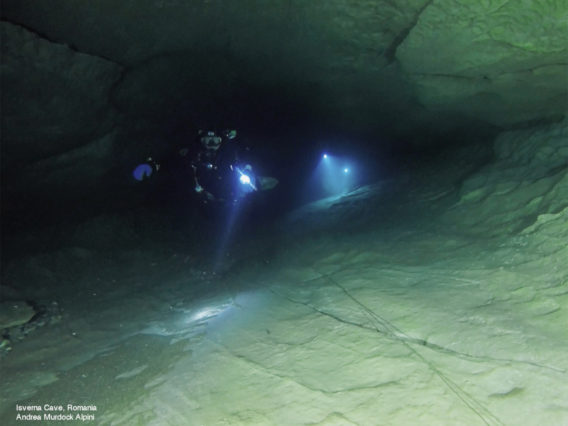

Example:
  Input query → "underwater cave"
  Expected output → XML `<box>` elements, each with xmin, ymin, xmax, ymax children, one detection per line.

<box><xmin>1</xmin><ymin>1</ymin><xmax>567</xmax><ymax>424</ymax></box>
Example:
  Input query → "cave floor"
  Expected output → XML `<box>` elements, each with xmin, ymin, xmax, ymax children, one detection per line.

<box><xmin>1</xmin><ymin>185</ymin><xmax>567</xmax><ymax>426</ymax></box>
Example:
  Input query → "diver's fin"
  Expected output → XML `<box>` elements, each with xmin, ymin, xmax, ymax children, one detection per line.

<box><xmin>258</xmin><ymin>176</ymin><xmax>279</xmax><ymax>191</ymax></box>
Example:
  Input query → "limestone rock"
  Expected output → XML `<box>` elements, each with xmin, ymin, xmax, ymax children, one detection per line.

<box><xmin>0</xmin><ymin>21</ymin><xmax>122</xmax><ymax>165</ymax></box>
<box><xmin>3</xmin><ymin>0</ymin><xmax>566</xmax><ymax>132</ymax></box>
<box><xmin>397</xmin><ymin>0</ymin><xmax>568</xmax><ymax>126</ymax></box>
<box><xmin>0</xmin><ymin>301</ymin><xmax>35</xmax><ymax>329</ymax></box>
<box><xmin>447</xmin><ymin>119</ymin><xmax>568</xmax><ymax>235</ymax></box>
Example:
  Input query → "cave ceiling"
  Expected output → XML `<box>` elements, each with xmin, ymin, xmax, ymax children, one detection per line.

<box><xmin>1</xmin><ymin>0</ymin><xmax>567</xmax><ymax>166</ymax></box>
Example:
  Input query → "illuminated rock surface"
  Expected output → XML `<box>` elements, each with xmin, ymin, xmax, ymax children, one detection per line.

<box><xmin>1</xmin><ymin>120</ymin><xmax>567</xmax><ymax>425</ymax></box>
<box><xmin>0</xmin><ymin>302</ymin><xmax>35</xmax><ymax>330</ymax></box>
<box><xmin>0</xmin><ymin>1</ymin><xmax>567</xmax><ymax>424</ymax></box>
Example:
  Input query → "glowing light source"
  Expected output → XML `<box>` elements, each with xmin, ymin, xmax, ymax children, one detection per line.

<box><xmin>307</xmin><ymin>151</ymin><xmax>359</xmax><ymax>201</ymax></box>
<box><xmin>235</xmin><ymin>167</ymin><xmax>257</xmax><ymax>191</ymax></box>
<box><xmin>240</xmin><ymin>174</ymin><xmax>251</xmax><ymax>185</ymax></box>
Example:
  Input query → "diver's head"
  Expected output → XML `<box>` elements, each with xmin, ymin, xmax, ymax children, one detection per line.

<box><xmin>199</xmin><ymin>130</ymin><xmax>222</xmax><ymax>151</ymax></box>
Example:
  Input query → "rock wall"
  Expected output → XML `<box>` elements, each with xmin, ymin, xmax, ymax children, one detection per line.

<box><xmin>0</xmin><ymin>22</ymin><xmax>122</xmax><ymax>166</ymax></box>
<box><xmin>397</xmin><ymin>0</ymin><xmax>568</xmax><ymax>126</ymax></box>
<box><xmin>446</xmin><ymin>118</ymin><xmax>568</xmax><ymax>236</ymax></box>
<box><xmin>3</xmin><ymin>0</ymin><xmax>566</xmax><ymax>134</ymax></box>
<box><xmin>1</xmin><ymin>1</ymin><xmax>567</xmax><ymax>236</ymax></box>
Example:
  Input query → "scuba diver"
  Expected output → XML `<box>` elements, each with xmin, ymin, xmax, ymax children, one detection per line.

<box><xmin>133</xmin><ymin>128</ymin><xmax>278</xmax><ymax>205</ymax></box>
<box><xmin>188</xmin><ymin>129</ymin><xmax>279</xmax><ymax>205</ymax></box>
<box><xmin>189</xmin><ymin>129</ymin><xmax>251</xmax><ymax>203</ymax></box>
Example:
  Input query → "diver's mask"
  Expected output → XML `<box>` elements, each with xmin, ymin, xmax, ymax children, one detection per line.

<box><xmin>201</xmin><ymin>132</ymin><xmax>222</xmax><ymax>150</ymax></box>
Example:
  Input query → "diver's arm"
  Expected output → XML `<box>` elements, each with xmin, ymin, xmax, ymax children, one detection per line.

<box><xmin>192</xmin><ymin>164</ymin><xmax>203</xmax><ymax>193</ymax></box>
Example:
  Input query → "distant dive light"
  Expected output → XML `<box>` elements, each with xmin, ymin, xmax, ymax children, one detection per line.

<box><xmin>344</xmin><ymin>168</ymin><xmax>349</xmax><ymax>173</ymax></box>
<box><xmin>323</xmin><ymin>153</ymin><xmax>328</xmax><ymax>159</ymax></box>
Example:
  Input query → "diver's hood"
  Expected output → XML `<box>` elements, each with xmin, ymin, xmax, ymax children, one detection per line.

<box><xmin>201</xmin><ymin>134</ymin><xmax>222</xmax><ymax>150</ymax></box>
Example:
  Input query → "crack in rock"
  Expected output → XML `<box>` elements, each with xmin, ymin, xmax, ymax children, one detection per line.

<box><xmin>273</xmin><ymin>288</ymin><xmax>564</xmax><ymax>373</ymax></box>
<box><xmin>1</xmin><ymin>18</ymin><xmax>124</xmax><ymax>67</ymax></box>
<box><xmin>384</xmin><ymin>0</ymin><xmax>434</xmax><ymax>64</ymax></box>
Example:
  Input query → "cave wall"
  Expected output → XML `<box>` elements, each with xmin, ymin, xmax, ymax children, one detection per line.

<box><xmin>398</xmin><ymin>0</ymin><xmax>568</xmax><ymax>126</ymax></box>
<box><xmin>1</xmin><ymin>22</ymin><xmax>121</xmax><ymax>166</ymax></box>
<box><xmin>3</xmin><ymin>0</ymin><xmax>566</xmax><ymax>136</ymax></box>
<box><xmin>1</xmin><ymin>0</ymin><xmax>567</xmax><ymax>232</ymax></box>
